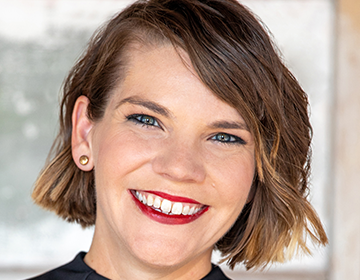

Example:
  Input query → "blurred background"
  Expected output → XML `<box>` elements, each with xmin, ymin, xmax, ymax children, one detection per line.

<box><xmin>0</xmin><ymin>0</ymin><xmax>359</xmax><ymax>279</ymax></box>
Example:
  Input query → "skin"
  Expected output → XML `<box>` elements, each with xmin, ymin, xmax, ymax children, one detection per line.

<box><xmin>71</xmin><ymin>44</ymin><xmax>256</xmax><ymax>280</ymax></box>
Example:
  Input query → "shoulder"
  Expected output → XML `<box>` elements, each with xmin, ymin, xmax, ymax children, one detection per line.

<box><xmin>27</xmin><ymin>252</ymin><xmax>108</xmax><ymax>280</ymax></box>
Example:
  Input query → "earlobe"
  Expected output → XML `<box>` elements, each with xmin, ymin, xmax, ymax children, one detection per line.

<box><xmin>71</xmin><ymin>96</ymin><xmax>94</xmax><ymax>171</ymax></box>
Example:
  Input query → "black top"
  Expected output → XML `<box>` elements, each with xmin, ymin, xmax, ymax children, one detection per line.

<box><xmin>28</xmin><ymin>252</ymin><xmax>231</xmax><ymax>280</ymax></box>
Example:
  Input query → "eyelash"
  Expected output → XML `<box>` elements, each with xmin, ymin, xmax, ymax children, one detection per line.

<box><xmin>126</xmin><ymin>114</ymin><xmax>161</xmax><ymax>128</ymax></box>
<box><xmin>210</xmin><ymin>133</ymin><xmax>246</xmax><ymax>145</ymax></box>
<box><xmin>126</xmin><ymin>114</ymin><xmax>246</xmax><ymax>145</ymax></box>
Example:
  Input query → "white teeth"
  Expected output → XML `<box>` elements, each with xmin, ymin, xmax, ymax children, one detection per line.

<box><xmin>153</xmin><ymin>197</ymin><xmax>161</xmax><ymax>209</ymax></box>
<box><xmin>134</xmin><ymin>191</ymin><xmax>203</xmax><ymax>216</ymax></box>
<box><xmin>182</xmin><ymin>205</ymin><xmax>190</xmax><ymax>215</ymax></box>
<box><xmin>147</xmin><ymin>195</ymin><xmax>154</xmax><ymax>206</ymax></box>
<box><xmin>160</xmin><ymin>199</ymin><xmax>172</xmax><ymax>213</ymax></box>
<box><xmin>171</xmin><ymin>202</ymin><xmax>183</xmax><ymax>215</ymax></box>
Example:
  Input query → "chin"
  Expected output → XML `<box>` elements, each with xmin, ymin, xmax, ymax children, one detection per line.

<box><xmin>130</xmin><ymin>236</ymin><xmax>204</xmax><ymax>269</ymax></box>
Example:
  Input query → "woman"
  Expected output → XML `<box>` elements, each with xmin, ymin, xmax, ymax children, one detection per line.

<box><xmin>30</xmin><ymin>0</ymin><xmax>328</xmax><ymax>279</ymax></box>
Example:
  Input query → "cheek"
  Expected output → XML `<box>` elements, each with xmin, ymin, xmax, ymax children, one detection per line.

<box><xmin>92</xmin><ymin>130</ymin><xmax>158</xmax><ymax>211</ymax></box>
<box><xmin>209</xmin><ymin>152</ymin><xmax>255</xmax><ymax>206</ymax></box>
<box><xmin>95</xmin><ymin>130</ymin><xmax>154</xmax><ymax>174</ymax></box>
<box><xmin>205</xmin><ymin>154</ymin><xmax>255</xmax><ymax>241</ymax></box>
<box><xmin>91</xmin><ymin>133</ymin><xmax>151</xmax><ymax>206</ymax></box>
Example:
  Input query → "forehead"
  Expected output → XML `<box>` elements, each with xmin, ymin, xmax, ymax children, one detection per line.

<box><xmin>114</xmin><ymin>43</ymin><xmax>198</xmax><ymax>100</ymax></box>
<box><xmin>126</xmin><ymin>42</ymin><xmax>194</xmax><ymax>79</ymax></box>
<box><xmin>109</xmin><ymin>43</ymin><xmax>245</xmax><ymax>122</ymax></box>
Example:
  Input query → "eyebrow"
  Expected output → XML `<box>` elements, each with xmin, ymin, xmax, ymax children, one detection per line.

<box><xmin>117</xmin><ymin>96</ymin><xmax>249</xmax><ymax>131</ymax></box>
<box><xmin>116</xmin><ymin>96</ymin><xmax>171</xmax><ymax>117</ymax></box>
<box><xmin>209</xmin><ymin>120</ymin><xmax>249</xmax><ymax>132</ymax></box>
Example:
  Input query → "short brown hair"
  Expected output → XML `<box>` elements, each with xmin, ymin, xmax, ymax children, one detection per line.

<box><xmin>32</xmin><ymin>0</ymin><xmax>328</xmax><ymax>270</ymax></box>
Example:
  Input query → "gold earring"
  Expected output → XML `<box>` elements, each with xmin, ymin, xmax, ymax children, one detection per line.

<box><xmin>79</xmin><ymin>155</ymin><xmax>89</xmax><ymax>165</ymax></box>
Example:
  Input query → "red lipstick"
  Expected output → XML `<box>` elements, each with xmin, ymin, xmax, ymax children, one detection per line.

<box><xmin>130</xmin><ymin>190</ymin><xmax>208</xmax><ymax>225</ymax></box>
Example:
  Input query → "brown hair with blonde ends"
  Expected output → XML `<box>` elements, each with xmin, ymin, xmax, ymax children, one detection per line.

<box><xmin>32</xmin><ymin>0</ymin><xmax>328</xmax><ymax>270</ymax></box>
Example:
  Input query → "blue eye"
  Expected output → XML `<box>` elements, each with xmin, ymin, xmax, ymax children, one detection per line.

<box><xmin>127</xmin><ymin>114</ymin><xmax>160</xmax><ymax>127</ymax></box>
<box><xmin>211</xmin><ymin>133</ymin><xmax>245</xmax><ymax>145</ymax></box>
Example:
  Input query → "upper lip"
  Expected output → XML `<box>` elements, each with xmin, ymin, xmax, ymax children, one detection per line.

<box><xmin>137</xmin><ymin>190</ymin><xmax>202</xmax><ymax>204</ymax></box>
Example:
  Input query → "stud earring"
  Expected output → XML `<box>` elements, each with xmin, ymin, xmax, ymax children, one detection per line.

<box><xmin>79</xmin><ymin>155</ymin><xmax>89</xmax><ymax>165</ymax></box>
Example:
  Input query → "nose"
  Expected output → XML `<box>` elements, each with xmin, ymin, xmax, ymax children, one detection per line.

<box><xmin>152</xmin><ymin>138</ymin><xmax>206</xmax><ymax>184</ymax></box>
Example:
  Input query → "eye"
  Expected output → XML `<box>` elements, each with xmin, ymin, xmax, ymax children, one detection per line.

<box><xmin>127</xmin><ymin>114</ymin><xmax>161</xmax><ymax>128</ymax></box>
<box><xmin>211</xmin><ymin>133</ymin><xmax>246</xmax><ymax>145</ymax></box>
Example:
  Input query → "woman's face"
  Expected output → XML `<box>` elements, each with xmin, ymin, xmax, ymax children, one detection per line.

<box><xmin>80</xmin><ymin>44</ymin><xmax>255</xmax><ymax>275</ymax></box>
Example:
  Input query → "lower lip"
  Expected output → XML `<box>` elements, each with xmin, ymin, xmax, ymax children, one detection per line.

<box><xmin>130</xmin><ymin>191</ymin><xmax>208</xmax><ymax>225</ymax></box>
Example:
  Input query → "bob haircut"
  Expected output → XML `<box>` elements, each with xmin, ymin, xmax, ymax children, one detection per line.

<box><xmin>33</xmin><ymin>0</ymin><xmax>328</xmax><ymax>270</ymax></box>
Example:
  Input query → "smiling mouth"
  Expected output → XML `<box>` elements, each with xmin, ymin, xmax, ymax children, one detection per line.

<box><xmin>130</xmin><ymin>190</ymin><xmax>208</xmax><ymax>224</ymax></box>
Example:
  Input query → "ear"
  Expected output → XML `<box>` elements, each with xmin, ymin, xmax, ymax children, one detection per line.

<box><xmin>71</xmin><ymin>95</ymin><xmax>94</xmax><ymax>171</ymax></box>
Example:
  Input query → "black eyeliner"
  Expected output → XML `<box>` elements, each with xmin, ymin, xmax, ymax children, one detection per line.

<box><xmin>126</xmin><ymin>113</ymin><xmax>162</xmax><ymax>129</ymax></box>
<box><xmin>210</xmin><ymin>133</ymin><xmax>247</xmax><ymax>145</ymax></box>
